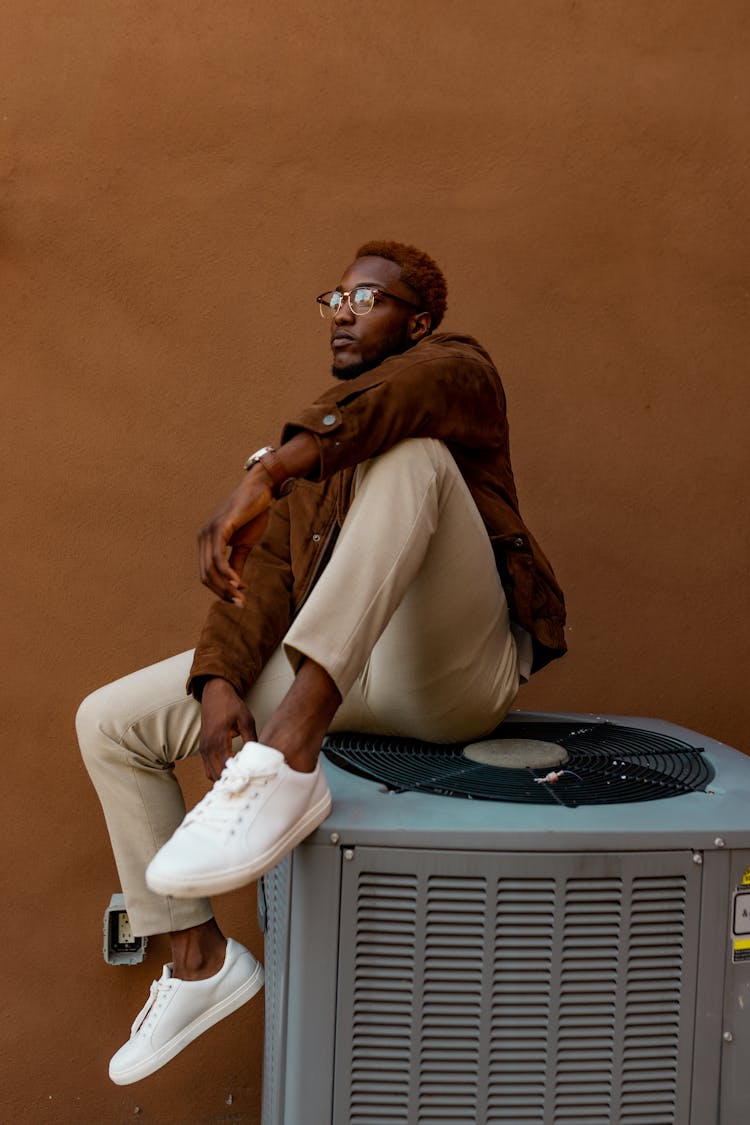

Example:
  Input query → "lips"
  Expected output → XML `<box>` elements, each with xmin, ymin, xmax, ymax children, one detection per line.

<box><xmin>331</xmin><ymin>331</ymin><xmax>356</xmax><ymax>349</ymax></box>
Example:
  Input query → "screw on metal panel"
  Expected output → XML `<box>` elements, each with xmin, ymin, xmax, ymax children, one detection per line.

<box><xmin>343</xmin><ymin>848</ymin><xmax>354</xmax><ymax>861</ymax></box>
<box><xmin>330</xmin><ymin>832</ymin><xmax>340</xmax><ymax>844</ymax></box>
<box><xmin>714</xmin><ymin>837</ymin><xmax>726</xmax><ymax>848</ymax></box>
<box><xmin>723</xmin><ymin>1031</ymin><xmax>734</xmax><ymax>1043</ymax></box>
<box><xmin>692</xmin><ymin>852</ymin><xmax>703</xmax><ymax>864</ymax></box>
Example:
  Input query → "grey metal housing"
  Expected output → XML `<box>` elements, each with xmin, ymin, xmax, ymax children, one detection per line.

<box><xmin>260</xmin><ymin>712</ymin><xmax>750</xmax><ymax>1125</ymax></box>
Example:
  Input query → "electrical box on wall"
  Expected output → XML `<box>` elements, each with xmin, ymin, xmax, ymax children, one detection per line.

<box><xmin>103</xmin><ymin>893</ymin><xmax>147</xmax><ymax>965</ymax></box>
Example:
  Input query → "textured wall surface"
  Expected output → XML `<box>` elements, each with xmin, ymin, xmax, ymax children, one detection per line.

<box><xmin>2</xmin><ymin>2</ymin><xmax>749</xmax><ymax>1121</ymax></box>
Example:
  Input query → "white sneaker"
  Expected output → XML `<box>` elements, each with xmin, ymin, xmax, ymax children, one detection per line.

<box><xmin>108</xmin><ymin>938</ymin><xmax>263</xmax><ymax>1085</ymax></box>
<box><xmin>145</xmin><ymin>742</ymin><xmax>332</xmax><ymax>898</ymax></box>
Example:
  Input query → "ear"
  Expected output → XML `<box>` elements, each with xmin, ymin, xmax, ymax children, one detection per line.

<box><xmin>409</xmin><ymin>311</ymin><xmax>432</xmax><ymax>341</ymax></box>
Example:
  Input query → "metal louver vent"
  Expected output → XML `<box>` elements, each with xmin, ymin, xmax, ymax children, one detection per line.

<box><xmin>620</xmin><ymin>877</ymin><xmax>686</xmax><ymax>1122</ymax></box>
<box><xmin>419</xmin><ymin>876</ymin><xmax>487</xmax><ymax>1123</ymax></box>
<box><xmin>334</xmin><ymin>850</ymin><xmax>698</xmax><ymax>1125</ymax></box>
<box><xmin>349</xmin><ymin>874</ymin><xmax>418</xmax><ymax>1124</ymax></box>
<box><xmin>491</xmin><ymin>878</ymin><xmax>556</xmax><ymax>1119</ymax></box>
<box><xmin>323</xmin><ymin>721</ymin><xmax>714</xmax><ymax>805</ymax></box>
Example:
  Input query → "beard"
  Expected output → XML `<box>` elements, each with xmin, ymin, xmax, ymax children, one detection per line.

<box><xmin>331</xmin><ymin>358</ymin><xmax>377</xmax><ymax>381</ymax></box>
<box><xmin>330</xmin><ymin>330</ymin><xmax>415</xmax><ymax>381</ymax></box>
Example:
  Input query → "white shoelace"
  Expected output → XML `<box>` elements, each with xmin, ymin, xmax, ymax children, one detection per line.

<box><xmin>182</xmin><ymin>754</ymin><xmax>279</xmax><ymax>830</ymax></box>
<box><xmin>130</xmin><ymin>976</ymin><xmax>172</xmax><ymax>1039</ymax></box>
<box><xmin>216</xmin><ymin>753</ymin><xmax>278</xmax><ymax>795</ymax></box>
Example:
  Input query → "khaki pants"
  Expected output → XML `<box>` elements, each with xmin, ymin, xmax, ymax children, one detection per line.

<box><xmin>78</xmin><ymin>439</ymin><xmax>519</xmax><ymax>935</ymax></box>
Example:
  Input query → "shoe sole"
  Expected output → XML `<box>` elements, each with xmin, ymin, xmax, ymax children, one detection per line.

<box><xmin>109</xmin><ymin>958</ymin><xmax>264</xmax><ymax>1085</ymax></box>
<box><xmin>147</xmin><ymin>789</ymin><xmax>332</xmax><ymax>898</ymax></box>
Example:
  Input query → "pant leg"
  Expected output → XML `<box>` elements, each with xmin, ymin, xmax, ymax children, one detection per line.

<box><xmin>77</xmin><ymin>646</ymin><xmax>297</xmax><ymax>937</ymax></box>
<box><xmin>77</xmin><ymin>652</ymin><xmax>212</xmax><ymax>936</ymax></box>
<box><xmin>285</xmin><ymin>438</ymin><xmax>519</xmax><ymax>742</ymax></box>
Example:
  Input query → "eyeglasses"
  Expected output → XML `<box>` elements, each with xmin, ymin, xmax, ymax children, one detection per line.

<box><xmin>316</xmin><ymin>286</ymin><xmax>421</xmax><ymax>318</ymax></box>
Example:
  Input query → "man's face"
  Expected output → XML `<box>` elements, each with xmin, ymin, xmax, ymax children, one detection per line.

<box><xmin>329</xmin><ymin>256</ymin><xmax>426</xmax><ymax>380</ymax></box>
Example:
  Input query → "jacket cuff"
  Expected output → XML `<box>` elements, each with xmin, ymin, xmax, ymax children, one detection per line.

<box><xmin>186</xmin><ymin>651</ymin><xmax>259</xmax><ymax>701</ymax></box>
<box><xmin>281</xmin><ymin>407</ymin><xmax>345</xmax><ymax>479</ymax></box>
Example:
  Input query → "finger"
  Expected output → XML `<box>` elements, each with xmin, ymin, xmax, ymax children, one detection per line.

<box><xmin>199</xmin><ymin>494</ymin><xmax>270</xmax><ymax>598</ymax></box>
<box><xmin>237</xmin><ymin>711</ymin><xmax>255</xmax><ymax>745</ymax></box>
<box><xmin>199</xmin><ymin>524</ymin><xmax>223</xmax><ymax>589</ymax></box>
<box><xmin>200</xmin><ymin>527</ymin><xmax>243</xmax><ymax>601</ymax></box>
<box><xmin>199</xmin><ymin>746</ymin><xmax>217</xmax><ymax>782</ymax></box>
<box><xmin>205</xmin><ymin>746</ymin><xmax>231</xmax><ymax>782</ymax></box>
<box><xmin>228</xmin><ymin>544</ymin><xmax>250</xmax><ymax>579</ymax></box>
<box><xmin>224</xmin><ymin>514</ymin><xmax>271</xmax><ymax>601</ymax></box>
<box><xmin>199</xmin><ymin>733</ymin><xmax>227</xmax><ymax>781</ymax></box>
<box><xmin>214</xmin><ymin>749</ymin><xmax>232</xmax><ymax>780</ymax></box>
<box><xmin>208</xmin><ymin>526</ymin><xmax>238</xmax><ymax>587</ymax></box>
<box><xmin>227</xmin><ymin>511</ymin><xmax>268</xmax><ymax>575</ymax></box>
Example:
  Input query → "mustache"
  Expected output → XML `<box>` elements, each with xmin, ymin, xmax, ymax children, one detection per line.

<box><xmin>331</xmin><ymin>329</ymin><xmax>356</xmax><ymax>342</ymax></box>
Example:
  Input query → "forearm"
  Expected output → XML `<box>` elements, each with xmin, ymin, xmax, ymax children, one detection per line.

<box><xmin>263</xmin><ymin>431</ymin><xmax>320</xmax><ymax>489</ymax></box>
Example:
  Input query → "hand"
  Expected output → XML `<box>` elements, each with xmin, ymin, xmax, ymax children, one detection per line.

<box><xmin>198</xmin><ymin>466</ymin><xmax>273</xmax><ymax>605</ymax></box>
<box><xmin>197</xmin><ymin>433</ymin><xmax>321</xmax><ymax>604</ymax></box>
<box><xmin>199</xmin><ymin>678</ymin><xmax>257</xmax><ymax>782</ymax></box>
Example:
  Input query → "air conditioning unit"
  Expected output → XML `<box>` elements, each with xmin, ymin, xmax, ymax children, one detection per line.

<box><xmin>258</xmin><ymin>711</ymin><xmax>750</xmax><ymax>1125</ymax></box>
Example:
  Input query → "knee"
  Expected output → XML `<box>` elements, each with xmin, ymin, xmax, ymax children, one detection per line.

<box><xmin>357</xmin><ymin>438</ymin><xmax>453</xmax><ymax>488</ymax></box>
<box><xmin>381</xmin><ymin>437</ymin><xmax>449</xmax><ymax>468</ymax></box>
<box><xmin>76</xmin><ymin>684</ymin><xmax>118</xmax><ymax>766</ymax></box>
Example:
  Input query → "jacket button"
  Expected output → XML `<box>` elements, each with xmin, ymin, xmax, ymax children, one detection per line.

<box><xmin>312</xmin><ymin>534</ymin><xmax>321</xmax><ymax>542</ymax></box>
<box><xmin>322</xmin><ymin>414</ymin><xmax>337</xmax><ymax>426</ymax></box>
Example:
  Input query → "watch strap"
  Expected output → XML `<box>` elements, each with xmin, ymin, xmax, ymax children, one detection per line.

<box><xmin>255</xmin><ymin>448</ymin><xmax>293</xmax><ymax>498</ymax></box>
<box><xmin>244</xmin><ymin>445</ymin><xmax>274</xmax><ymax>472</ymax></box>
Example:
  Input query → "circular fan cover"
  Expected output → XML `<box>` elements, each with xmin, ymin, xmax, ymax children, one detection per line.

<box><xmin>322</xmin><ymin>721</ymin><xmax>714</xmax><ymax>806</ymax></box>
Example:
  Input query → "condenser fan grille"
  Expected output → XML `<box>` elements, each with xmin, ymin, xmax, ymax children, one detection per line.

<box><xmin>322</xmin><ymin>721</ymin><xmax>714</xmax><ymax>806</ymax></box>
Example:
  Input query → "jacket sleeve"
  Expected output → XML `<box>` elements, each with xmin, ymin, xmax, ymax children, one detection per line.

<box><xmin>280</xmin><ymin>335</ymin><xmax>508</xmax><ymax>478</ymax></box>
<box><xmin>187</xmin><ymin>496</ymin><xmax>294</xmax><ymax>700</ymax></box>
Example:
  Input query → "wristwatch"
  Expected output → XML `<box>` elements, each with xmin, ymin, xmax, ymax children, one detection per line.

<box><xmin>244</xmin><ymin>445</ymin><xmax>293</xmax><ymax>497</ymax></box>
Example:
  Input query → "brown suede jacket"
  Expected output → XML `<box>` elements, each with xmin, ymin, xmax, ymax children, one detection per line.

<box><xmin>188</xmin><ymin>332</ymin><xmax>566</xmax><ymax>699</ymax></box>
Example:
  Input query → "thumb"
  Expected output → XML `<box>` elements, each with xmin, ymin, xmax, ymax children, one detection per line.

<box><xmin>228</xmin><ymin>510</ymin><xmax>270</xmax><ymax>564</ymax></box>
<box><xmin>228</xmin><ymin>543</ymin><xmax>251</xmax><ymax>578</ymax></box>
<box><xmin>237</xmin><ymin>707</ymin><xmax>256</xmax><ymax>746</ymax></box>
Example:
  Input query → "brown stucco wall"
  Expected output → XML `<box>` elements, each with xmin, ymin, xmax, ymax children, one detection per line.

<box><xmin>3</xmin><ymin>3</ymin><xmax>748</xmax><ymax>1121</ymax></box>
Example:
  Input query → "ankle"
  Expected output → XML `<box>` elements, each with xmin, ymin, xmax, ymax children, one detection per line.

<box><xmin>170</xmin><ymin>919</ymin><xmax>227</xmax><ymax>981</ymax></box>
<box><xmin>257</xmin><ymin>658</ymin><xmax>340</xmax><ymax>773</ymax></box>
<box><xmin>256</xmin><ymin>719</ymin><xmax>322</xmax><ymax>774</ymax></box>
<box><xmin>282</xmin><ymin>747</ymin><xmax>320</xmax><ymax>774</ymax></box>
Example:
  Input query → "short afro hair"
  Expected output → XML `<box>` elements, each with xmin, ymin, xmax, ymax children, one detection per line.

<box><xmin>355</xmin><ymin>239</ymin><xmax>448</xmax><ymax>330</ymax></box>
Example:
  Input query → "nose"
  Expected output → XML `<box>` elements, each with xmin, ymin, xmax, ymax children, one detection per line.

<box><xmin>332</xmin><ymin>295</ymin><xmax>355</xmax><ymax>326</ymax></box>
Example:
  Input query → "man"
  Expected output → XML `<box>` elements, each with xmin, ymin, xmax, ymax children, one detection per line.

<box><xmin>78</xmin><ymin>240</ymin><xmax>566</xmax><ymax>1085</ymax></box>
